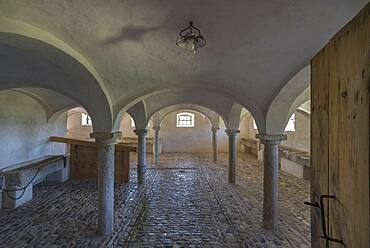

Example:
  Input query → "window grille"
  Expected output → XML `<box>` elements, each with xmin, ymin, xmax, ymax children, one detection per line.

<box><xmin>176</xmin><ymin>112</ymin><xmax>195</xmax><ymax>127</ymax></box>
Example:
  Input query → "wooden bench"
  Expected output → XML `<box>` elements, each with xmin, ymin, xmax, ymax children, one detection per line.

<box><xmin>278</xmin><ymin>146</ymin><xmax>310</xmax><ymax>180</ymax></box>
<box><xmin>0</xmin><ymin>155</ymin><xmax>69</xmax><ymax>209</ymax></box>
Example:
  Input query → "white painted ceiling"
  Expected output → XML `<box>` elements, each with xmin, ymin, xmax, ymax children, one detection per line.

<box><xmin>12</xmin><ymin>87</ymin><xmax>78</xmax><ymax>119</ymax></box>
<box><xmin>0</xmin><ymin>1</ymin><xmax>367</xmax><ymax>130</ymax></box>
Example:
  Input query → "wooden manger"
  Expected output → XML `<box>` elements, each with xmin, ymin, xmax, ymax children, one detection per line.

<box><xmin>50</xmin><ymin>137</ymin><xmax>137</xmax><ymax>183</ymax></box>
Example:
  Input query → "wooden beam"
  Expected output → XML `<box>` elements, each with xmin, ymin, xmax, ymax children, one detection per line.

<box><xmin>49</xmin><ymin>136</ymin><xmax>137</xmax><ymax>152</ymax></box>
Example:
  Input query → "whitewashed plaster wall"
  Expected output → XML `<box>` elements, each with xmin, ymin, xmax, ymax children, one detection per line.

<box><xmin>239</xmin><ymin>114</ymin><xmax>255</xmax><ymax>141</ymax></box>
<box><xmin>66</xmin><ymin>107</ymin><xmax>309</xmax><ymax>153</ymax></box>
<box><xmin>66</xmin><ymin>108</ymin><xmax>247</xmax><ymax>153</ymax></box>
<box><xmin>119</xmin><ymin>114</ymin><xmax>155</xmax><ymax>138</ymax></box>
<box><xmin>0</xmin><ymin>90</ymin><xmax>67</xmax><ymax>169</ymax></box>
<box><xmin>160</xmin><ymin>111</ymin><xmax>229</xmax><ymax>153</ymax></box>
<box><xmin>281</xmin><ymin>111</ymin><xmax>310</xmax><ymax>151</ymax></box>
<box><xmin>66</xmin><ymin>108</ymin><xmax>92</xmax><ymax>139</ymax></box>
<box><xmin>66</xmin><ymin>110</ymin><xmax>155</xmax><ymax>139</ymax></box>
<box><xmin>241</xmin><ymin>110</ymin><xmax>310</xmax><ymax>152</ymax></box>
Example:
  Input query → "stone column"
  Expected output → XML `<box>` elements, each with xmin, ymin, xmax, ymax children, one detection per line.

<box><xmin>226</xmin><ymin>129</ymin><xmax>240</xmax><ymax>184</ymax></box>
<box><xmin>211</xmin><ymin>127</ymin><xmax>219</xmax><ymax>163</ymax></box>
<box><xmin>134</xmin><ymin>129</ymin><xmax>148</xmax><ymax>184</ymax></box>
<box><xmin>153</xmin><ymin>127</ymin><xmax>160</xmax><ymax>165</ymax></box>
<box><xmin>90</xmin><ymin>132</ymin><xmax>121</xmax><ymax>236</ymax></box>
<box><xmin>0</xmin><ymin>175</ymin><xmax>4</xmax><ymax>209</ymax></box>
<box><xmin>256</xmin><ymin>134</ymin><xmax>286</xmax><ymax>231</ymax></box>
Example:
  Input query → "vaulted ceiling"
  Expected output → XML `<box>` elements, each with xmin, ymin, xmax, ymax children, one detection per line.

<box><xmin>0</xmin><ymin>0</ymin><xmax>367</xmax><ymax>132</ymax></box>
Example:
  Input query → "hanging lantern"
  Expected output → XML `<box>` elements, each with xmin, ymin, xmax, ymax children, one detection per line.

<box><xmin>176</xmin><ymin>21</ymin><xmax>206</xmax><ymax>54</ymax></box>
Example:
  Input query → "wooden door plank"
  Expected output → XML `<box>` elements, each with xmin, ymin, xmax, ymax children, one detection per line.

<box><xmin>311</xmin><ymin>48</ymin><xmax>330</xmax><ymax>248</ymax></box>
<box><xmin>311</xmin><ymin>4</ymin><xmax>370</xmax><ymax>247</ymax></box>
<box><xmin>327</xmin><ymin>6</ymin><xmax>370</xmax><ymax>248</ymax></box>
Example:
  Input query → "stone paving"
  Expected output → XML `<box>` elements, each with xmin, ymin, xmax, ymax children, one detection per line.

<box><xmin>0</xmin><ymin>153</ymin><xmax>310</xmax><ymax>247</ymax></box>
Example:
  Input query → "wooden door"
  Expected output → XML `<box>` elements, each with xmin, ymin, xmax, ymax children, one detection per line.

<box><xmin>311</xmin><ymin>4</ymin><xmax>369</xmax><ymax>248</ymax></box>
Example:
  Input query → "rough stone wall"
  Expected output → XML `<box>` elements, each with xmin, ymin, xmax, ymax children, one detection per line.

<box><xmin>0</xmin><ymin>90</ymin><xmax>67</xmax><ymax>169</ymax></box>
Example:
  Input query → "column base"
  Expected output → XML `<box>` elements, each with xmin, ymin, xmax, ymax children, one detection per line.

<box><xmin>135</xmin><ymin>129</ymin><xmax>148</xmax><ymax>185</ymax></box>
<box><xmin>137</xmin><ymin>164</ymin><xmax>147</xmax><ymax>184</ymax></box>
<box><xmin>228</xmin><ymin>176</ymin><xmax>235</xmax><ymax>184</ymax></box>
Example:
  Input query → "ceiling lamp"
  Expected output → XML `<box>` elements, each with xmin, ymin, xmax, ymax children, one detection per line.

<box><xmin>176</xmin><ymin>21</ymin><xmax>206</xmax><ymax>54</ymax></box>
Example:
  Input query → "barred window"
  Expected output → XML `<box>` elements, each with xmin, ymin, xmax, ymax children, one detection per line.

<box><xmin>81</xmin><ymin>113</ymin><xmax>92</xmax><ymax>126</ymax></box>
<box><xmin>176</xmin><ymin>112</ymin><xmax>194</xmax><ymax>127</ymax></box>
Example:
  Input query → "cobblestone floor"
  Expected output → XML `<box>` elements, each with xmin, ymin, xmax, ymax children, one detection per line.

<box><xmin>0</xmin><ymin>153</ymin><xmax>310</xmax><ymax>247</ymax></box>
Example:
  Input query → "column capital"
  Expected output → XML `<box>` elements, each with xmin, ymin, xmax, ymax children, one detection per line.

<box><xmin>90</xmin><ymin>131</ymin><xmax>122</xmax><ymax>144</ymax></box>
<box><xmin>134</xmin><ymin>129</ymin><xmax>148</xmax><ymax>135</ymax></box>
<box><xmin>211</xmin><ymin>127</ymin><xmax>220</xmax><ymax>132</ymax></box>
<box><xmin>152</xmin><ymin>126</ymin><xmax>161</xmax><ymax>131</ymax></box>
<box><xmin>256</xmin><ymin>134</ymin><xmax>287</xmax><ymax>145</ymax></box>
<box><xmin>225</xmin><ymin>129</ymin><xmax>240</xmax><ymax>136</ymax></box>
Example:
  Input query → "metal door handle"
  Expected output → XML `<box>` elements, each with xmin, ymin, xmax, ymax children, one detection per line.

<box><xmin>305</xmin><ymin>195</ymin><xmax>344</xmax><ymax>246</ymax></box>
